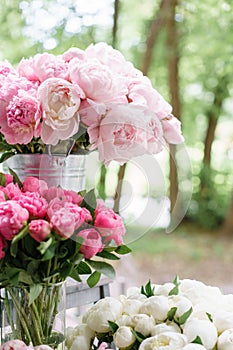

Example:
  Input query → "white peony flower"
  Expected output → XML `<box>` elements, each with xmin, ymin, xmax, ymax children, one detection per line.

<box><xmin>113</xmin><ymin>326</ymin><xmax>136</xmax><ymax>348</ymax></box>
<box><xmin>151</xmin><ymin>322</ymin><xmax>181</xmax><ymax>336</ymax></box>
<box><xmin>116</xmin><ymin>314</ymin><xmax>133</xmax><ymax>327</ymax></box>
<box><xmin>168</xmin><ymin>295</ymin><xmax>193</xmax><ymax>318</ymax></box>
<box><xmin>213</xmin><ymin>310</ymin><xmax>233</xmax><ymax>334</ymax></box>
<box><xmin>122</xmin><ymin>298</ymin><xmax>142</xmax><ymax>315</ymax></box>
<box><xmin>131</xmin><ymin>314</ymin><xmax>155</xmax><ymax>336</ymax></box>
<box><xmin>70</xmin><ymin>336</ymin><xmax>90</xmax><ymax>350</ymax></box>
<box><xmin>66</xmin><ymin>323</ymin><xmax>95</xmax><ymax>350</ymax></box>
<box><xmin>140</xmin><ymin>295</ymin><xmax>170</xmax><ymax>322</ymax></box>
<box><xmin>182</xmin><ymin>318</ymin><xmax>218</xmax><ymax>350</ymax></box>
<box><xmin>85</xmin><ymin>297</ymin><xmax>123</xmax><ymax>333</ymax></box>
<box><xmin>217</xmin><ymin>328</ymin><xmax>233</xmax><ymax>350</ymax></box>
<box><xmin>138</xmin><ymin>332</ymin><xmax>187</xmax><ymax>350</ymax></box>
<box><xmin>155</xmin><ymin>283</ymin><xmax>175</xmax><ymax>296</ymax></box>
<box><xmin>181</xmin><ymin>344</ymin><xmax>207</xmax><ymax>350</ymax></box>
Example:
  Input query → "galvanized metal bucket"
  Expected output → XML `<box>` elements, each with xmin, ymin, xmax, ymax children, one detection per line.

<box><xmin>3</xmin><ymin>153</ymin><xmax>86</xmax><ymax>192</ymax></box>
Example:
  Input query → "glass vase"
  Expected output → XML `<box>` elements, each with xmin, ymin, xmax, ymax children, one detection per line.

<box><xmin>0</xmin><ymin>282</ymin><xmax>66</xmax><ymax>349</ymax></box>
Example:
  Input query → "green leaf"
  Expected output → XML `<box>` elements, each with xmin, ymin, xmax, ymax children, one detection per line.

<box><xmin>81</xmin><ymin>189</ymin><xmax>97</xmax><ymax>215</ymax></box>
<box><xmin>0</xmin><ymin>151</ymin><xmax>15</xmax><ymax>163</ymax></box>
<box><xmin>59</xmin><ymin>261</ymin><xmax>72</xmax><ymax>279</ymax></box>
<box><xmin>18</xmin><ymin>271</ymin><xmax>33</xmax><ymax>285</ymax></box>
<box><xmin>9</xmin><ymin>167</ymin><xmax>22</xmax><ymax>187</ymax></box>
<box><xmin>0</xmin><ymin>173</ymin><xmax>6</xmax><ymax>186</ymax></box>
<box><xmin>108</xmin><ymin>320</ymin><xmax>119</xmax><ymax>334</ymax></box>
<box><xmin>10</xmin><ymin>225</ymin><xmax>29</xmax><ymax>257</ymax></box>
<box><xmin>131</xmin><ymin>330</ymin><xmax>146</xmax><ymax>343</ymax></box>
<box><xmin>37</xmin><ymin>237</ymin><xmax>53</xmax><ymax>255</ymax></box>
<box><xmin>97</xmin><ymin>250</ymin><xmax>120</xmax><ymax>260</ymax></box>
<box><xmin>167</xmin><ymin>307</ymin><xmax>177</xmax><ymax>321</ymax></box>
<box><xmin>115</xmin><ymin>245</ymin><xmax>132</xmax><ymax>255</ymax></box>
<box><xmin>191</xmin><ymin>336</ymin><xmax>203</xmax><ymax>345</ymax></box>
<box><xmin>87</xmin><ymin>271</ymin><xmax>101</xmax><ymax>288</ymax></box>
<box><xmin>77</xmin><ymin>261</ymin><xmax>92</xmax><ymax>274</ymax></box>
<box><xmin>29</xmin><ymin>284</ymin><xmax>43</xmax><ymax>305</ymax></box>
<box><xmin>169</xmin><ymin>275</ymin><xmax>180</xmax><ymax>296</ymax></box>
<box><xmin>87</xmin><ymin>260</ymin><xmax>115</xmax><ymax>280</ymax></box>
<box><xmin>141</xmin><ymin>280</ymin><xmax>155</xmax><ymax>297</ymax></box>
<box><xmin>69</xmin><ymin>267</ymin><xmax>82</xmax><ymax>282</ymax></box>
<box><xmin>176</xmin><ymin>307</ymin><xmax>193</xmax><ymax>325</ymax></box>
<box><xmin>206</xmin><ymin>312</ymin><xmax>213</xmax><ymax>322</ymax></box>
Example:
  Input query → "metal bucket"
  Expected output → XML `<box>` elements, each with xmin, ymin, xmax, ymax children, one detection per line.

<box><xmin>3</xmin><ymin>153</ymin><xmax>86</xmax><ymax>192</ymax></box>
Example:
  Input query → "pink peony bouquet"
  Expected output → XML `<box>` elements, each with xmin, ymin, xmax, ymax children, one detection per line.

<box><xmin>0</xmin><ymin>171</ymin><xmax>129</xmax><ymax>287</ymax></box>
<box><xmin>0</xmin><ymin>42</ymin><xmax>184</xmax><ymax>166</ymax></box>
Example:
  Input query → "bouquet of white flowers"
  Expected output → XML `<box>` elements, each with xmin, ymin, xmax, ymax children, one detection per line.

<box><xmin>65</xmin><ymin>277</ymin><xmax>233</xmax><ymax>350</ymax></box>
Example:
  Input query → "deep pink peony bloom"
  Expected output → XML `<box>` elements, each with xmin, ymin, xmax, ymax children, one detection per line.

<box><xmin>29</xmin><ymin>219</ymin><xmax>51</xmax><ymax>242</ymax></box>
<box><xmin>22</xmin><ymin>176</ymin><xmax>48</xmax><ymax>195</ymax></box>
<box><xmin>37</xmin><ymin>77</ymin><xmax>84</xmax><ymax>145</ymax></box>
<box><xmin>50</xmin><ymin>207</ymin><xmax>76</xmax><ymax>238</ymax></box>
<box><xmin>0</xmin><ymin>200</ymin><xmax>29</xmax><ymax>240</ymax></box>
<box><xmin>94</xmin><ymin>208</ymin><xmax>126</xmax><ymax>246</ymax></box>
<box><xmin>0</xmin><ymin>190</ymin><xmax>6</xmax><ymax>202</ymax></box>
<box><xmin>0</xmin><ymin>339</ymin><xmax>31</xmax><ymax>350</ymax></box>
<box><xmin>1</xmin><ymin>183</ymin><xmax>22</xmax><ymax>200</ymax></box>
<box><xmin>63</xmin><ymin>189</ymin><xmax>83</xmax><ymax>205</ymax></box>
<box><xmin>16</xmin><ymin>192</ymin><xmax>48</xmax><ymax>219</ymax></box>
<box><xmin>0</xmin><ymin>235</ymin><xmax>7</xmax><ymax>259</ymax></box>
<box><xmin>5</xmin><ymin>174</ymin><xmax>13</xmax><ymax>184</ymax></box>
<box><xmin>77</xmin><ymin>228</ymin><xmax>103</xmax><ymax>259</ymax></box>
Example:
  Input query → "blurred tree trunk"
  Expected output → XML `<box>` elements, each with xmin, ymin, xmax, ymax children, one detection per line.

<box><xmin>166</xmin><ymin>0</ymin><xmax>181</xmax><ymax>211</ymax></box>
<box><xmin>200</xmin><ymin>76</ymin><xmax>228</xmax><ymax>191</ymax></box>
<box><xmin>98</xmin><ymin>0</ymin><xmax>121</xmax><ymax>202</ymax></box>
<box><xmin>220</xmin><ymin>193</ymin><xmax>233</xmax><ymax>236</ymax></box>
<box><xmin>142</xmin><ymin>0</ymin><xmax>170</xmax><ymax>75</ymax></box>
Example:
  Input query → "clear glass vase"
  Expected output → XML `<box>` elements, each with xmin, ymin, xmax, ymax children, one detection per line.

<box><xmin>0</xmin><ymin>282</ymin><xmax>66</xmax><ymax>349</ymax></box>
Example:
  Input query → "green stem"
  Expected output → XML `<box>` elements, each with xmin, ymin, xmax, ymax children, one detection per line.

<box><xmin>7</xmin><ymin>288</ymin><xmax>33</xmax><ymax>344</ymax></box>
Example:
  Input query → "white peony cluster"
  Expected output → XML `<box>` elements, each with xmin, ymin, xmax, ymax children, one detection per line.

<box><xmin>66</xmin><ymin>278</ymin><xmax>233</xmax><ymax>350</ymax></box>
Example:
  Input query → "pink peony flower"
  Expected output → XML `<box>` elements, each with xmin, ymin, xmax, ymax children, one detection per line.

<box><xmin>63</xmin><ymin>189</ymin><xmax>83</xmax><ymax>205</ymax></box>
<box><xmin>22</xmin><ymin>176</ymin><xmax>48</xmax><ymax>195</ymax></box>
<box><xmin>161</xmin><ymin>114</ymin><xmax>184</xmax><ymax>144</ymax></box>
<box><xmin>62</xmin><ymin>47</ymin><xmax>86</xmax><ymax>63</ymax></box>
<box><xmin>16</xmin><ymin>192</ymin><xmax>48</xmax><ymax>218</ymax></box>
<box><xmin>43</xmin><ymin>186</ymin><xmax>66</xmax><ymax>203</ymax></box>
<box><xmin>77</xmin><ymin>228</ymin><xmax>103</xmax><ymax>259</ymax></box>
<box><xmin>97</xmin><ymin>342</ymin><xmax>112</xmax><ymax>350</ymax></box>
<box><xmin>47</xmin><ymin>197</ymin><xmax>68</xmax><ymax>219</ymax></box>
<box><xmin>65</xmin><ymin>202</ymin><xmax>92</xmax><ymax>229</ymax></box>
<box><xmin>50</xmin><ymin>207</ymin><xmax>76</xmax><ymax>238</ymax></box>
<box><xmin>1</xmin><ymin>182</ymin><xmax>22</xmax><ymax>199</ymax></box>
<box><xmin>29</xmin><ymin>219</ymin><xmax>51</xmax><ymax>242</ymax></box>
<box><xmin>17</xmin><ymin>53</ymin><xmax>69</xmax><ymax>83</ymax></box>
<box><xmin>88</xmin><ymin>103</ymin><xmax>165</xmax><ymax>165</ymax></box>
<box><xmin>0</xmin><ymin>200</ymin><xmax>29</xmax><ymax>240</ymax></box>
<box><xmin>5</xmin><ymin>174</ymin><xmax>13</xmax><ymax>184</ymax></box>
<box><xmin>1</xmin><ymin>89</ymin><xmax>41</xmax><ymax>145</ymax></box>
<box><xmin>127</xmin><ymin>76</ymin><xmax>173</xmax><ymax>119</ymax></box>
<box><xmin>69</xmin><ymin>58</ymin><xmax>127</xmax><ymax>104</ymax></box>
<box><xmin>0</xmin><ymin>339</ymin><xmax>30</xmax><ymax>350</ymax></box>
<box><xmin>0</xmin><ymin>190</ymin><xmax>6</xmax><ymax>202</ymax></box>
<box><xmin>0</xmin><ymin>235</ymin><xmax>7</xmax><ymax>259</ymax></box>
<box><xmin>37</xmin><ymin>77</ymin><xmax>83</xmax><ymax>145</ymax></box>
<box><xmin>94</xmin><ymin>208</ymin><xmax>126</xmax><ymax>246</ymax></box>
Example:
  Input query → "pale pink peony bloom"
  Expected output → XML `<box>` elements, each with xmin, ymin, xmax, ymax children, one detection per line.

<box><xmin>0</xmin><ymin>339</ymin><xmax>30</xmax><ymax>350</ymax></box>
<box><xmin>161</xmin><ymin>114</ymin><xmax>184</xmax><ymax>144</ymax></box>
<box><xmin>77</xmin><ymin>228</ymin><xmax>103</xmax><ymax>259</ymax></box>
<box><xmin>69</xmin><ymin>58</ymin><xmax>127</xmax><ymax>104</ymax></box>
<box><xmin>37</xmin><ymin>77</ymin><xmax>83</xmax><ymax>145</ymax></box>
<box><xmin>43</xmin><ymin>187</ymin><xmax>66</xmax><ymax>203</ymax></box>
<box><xmin>66</xmin><ymin>202</ymin><xmax>92</xmax><ymax>229</ymax></box>
<box><xmin>16</xmin><ymin>192</ymin><xmax>48</xmax><ymax>219</ymax></box>
<box><xmin>47</xmin><ymin>197</ymin><xmax>69</xmax><ymax>218</ymax></box>
<box><xmin>0</xmin><ymin>60</ymin><xmax>17</xmax><ymax>79</ymax></box>
<box><xmin>85</xmin><ymin>42</ymin><xmax>141</xmax><ymax>77</ymax></box>
<box><xmin>96</xmin><ymin>342</ymin><xmax>112</xmax><ymax>350</ymax></box>
<box><xmin>1</xmin><ymin>89</ymin><xmax>41</xmax><ymax>145</ymax></box>
<box><xmin>88</xmin><ymin>103</ymin><xmax>165</xmax><ymax>165</ymax></box>
<box><xmin>94</xmin><ymin>208</ymin><xmax>125</xmax><ymax>246</ymax></box>
<box><xmin>63</xmin><ymin>189</ymin><xmax>83</xmax><ymax>205</ymax></box>
<box><xmin>127</xmin><ymin>76</ymin><xmax>173</xmax><ymax>119</ymax></box>
<box><xmin>1</xmin><ymin>183</ymin><xmax>22</xmax><ymax>199</ymax></box>
<box><xmin>22</xmin><ymin>176</ymin><xmax>48</xmax><ymax>195</ymax></box>
<box><xmin>29</xmin><ymin>219</ymin><xmax>51</xmax><ymax>242</ymax></box>
<box><xmin>50</xmin><ymin>207</ymin><xmax>76</xmax><ymax>238</ymax></box>
<box><xmin>17</xmin><ymin>53</ymin><xmax>69</xmax><ymax>83</ymax></box>
<box><xmin>0</xmin><ymin>200</ymin><xmax>29</xmax><ymax>240</ymax></box>
<box><xmin>62</xmin><ymin>47</ymin><xmax>86</xmax><ymax>63</ymax></box>
<box><xmin>0</xmin><ymin>235</ymin><xmax>7</xmax><ymax>259</ymax></box>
